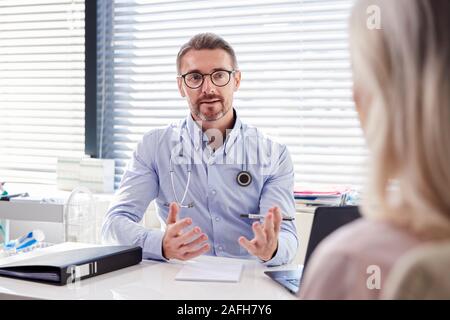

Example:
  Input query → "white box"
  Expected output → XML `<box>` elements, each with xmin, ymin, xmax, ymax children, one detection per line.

<box><xmin>79</xmin><ymin>158</ymin><xmax>115</xmax><ymax>193</ymax></box>
<box><xmin>57</xmin><ymin>157</ymin><xmax>83</xmax><ymax>191</ymax></box>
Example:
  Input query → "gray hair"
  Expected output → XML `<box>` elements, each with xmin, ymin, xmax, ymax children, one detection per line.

<box><xmin>176</xmin><ymin>33</ymin><xmax>238</xmax><ymax>74</ymax></box>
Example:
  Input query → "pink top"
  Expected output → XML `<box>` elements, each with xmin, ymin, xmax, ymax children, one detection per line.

<box><xmin>298</xmin><ymin>218</ymin><xmax>422</xmax><ymax>299</ymax></box>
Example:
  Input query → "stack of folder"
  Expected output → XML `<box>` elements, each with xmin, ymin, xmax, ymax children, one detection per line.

<box><xmin>294</xmin><ymin>188</ymin><xmax>354</xmax><ymax>214</ymax></box>
<box><xmin>0</xmin><ymin>243</ymin><xmax>142</xmax><ymax>285</ymax></box>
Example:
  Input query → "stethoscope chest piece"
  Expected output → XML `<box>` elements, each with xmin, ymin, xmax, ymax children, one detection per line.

<box><xmin>237</xmin><ymin>171</ymin><xmax>252</xmax><ymax>187</ymax></box>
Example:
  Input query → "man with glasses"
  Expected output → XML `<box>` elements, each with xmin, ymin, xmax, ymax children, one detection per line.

<box><xmin>102</xmin><ymin>33</ymin><xmax>298</xmax><ymax>266</ymax></box>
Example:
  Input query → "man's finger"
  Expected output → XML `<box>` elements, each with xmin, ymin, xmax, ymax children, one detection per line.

<box><xmin>272</xmin><ymin>207</ymin><xmax>283</xmax><ymax>233</ymax></box>
<box><xmin>252</xmin><ymin>221</ymin><xmax>266</xmax><ymax>243</ymax></box>
<box><xmin>263</xmin><ymin>209</ymin><xmax>275</xmax><ymax>232</ymax></box>
<box><xmin>182</xmin><ymin>243</ymin><xmax>210</xmax><ymax>260</ymax></box>
<box><xmin>167</xmin><ymin>202</ymin><xmax>179</xmax><ymax>224</ymax></box>
<box><xmin>181</xmin><ymin>233</ymin><xmax>209</xmax><ymax>252</ymax></box>
<box><xmin>174</xmin><ymin>226</ymin><xmax>202</xmax><ymax>246</ymax></box>
<box><xmin>168</xmin><ymin>217</ymin><xmax>192</xmax><ymax>237</ymax></box>
<box><xmin>238</xmin><ymin>236</ymin><xmax>257</xmax><ymax>255</ymax></box>
<box><xmin>264</xmin><ymin>211</ymin><xmax>276</xmax><ymax>240</ymax></box>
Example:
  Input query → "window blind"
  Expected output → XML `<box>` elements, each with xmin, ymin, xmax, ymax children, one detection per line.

<box><xmin>97</xmin><ymin>0</ymin><xmax>367</xmax><ymax>188</ymax></box>
<box><xmin>0</xmin><ymin>0</ymin><xmax>85</xmax><ymax>185</ymax></box>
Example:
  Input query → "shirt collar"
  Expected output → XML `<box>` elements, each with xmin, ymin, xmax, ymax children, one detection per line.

<box><xmin>185</xmin><ymin>109</ymin><xmax>243</xmax><ymax>153</ymax></box>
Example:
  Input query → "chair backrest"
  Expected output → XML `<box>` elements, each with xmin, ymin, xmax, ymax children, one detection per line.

<box><xmin>382</xmin><ymin>241</ymin><xmax>450</xmax><ymax>300</ymax></box>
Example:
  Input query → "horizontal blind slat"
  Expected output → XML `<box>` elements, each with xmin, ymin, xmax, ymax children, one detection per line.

<box><xmin>98</xmin><ymin>0</ymin><xmax>365</xmax><ymax>188</ymax></box>
<box><xmin>0</xmin><ymin>0</ymin><xmax>85</xmax><ymax>184</ymax></box>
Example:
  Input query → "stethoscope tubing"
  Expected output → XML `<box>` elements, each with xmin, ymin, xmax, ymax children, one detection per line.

<box><xmin>167</xmin><ymin>125</ymin><xmax>259</xmax><ymax>208</ymax></box>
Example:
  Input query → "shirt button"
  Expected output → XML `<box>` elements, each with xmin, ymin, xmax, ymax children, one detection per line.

<box><xmin>215</xmin><ymin>216</ymin><xmax>220</xmax><ymax>222</ymax></box>
<box><xmin>218</xmin><ymin>246</ymin><xmax>223</xmax><ymax>251</ymax></box>
<box><xmin>211</xmin><ymin>189</ymin><xmax>217</xmax><ymax>195</ymax></box>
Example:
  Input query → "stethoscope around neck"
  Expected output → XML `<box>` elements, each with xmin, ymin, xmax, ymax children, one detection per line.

<box><xmin>163</xmin><ymin>127</ymin><xmax>253</xmax><ymax>209</ymax></box>
<box><xmin>167</xmin><ymin>147</ymin><xmax>195</xmax><ymax>208</ymax></box>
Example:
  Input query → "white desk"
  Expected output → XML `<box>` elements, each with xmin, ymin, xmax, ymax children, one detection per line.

<box><xmin>0</xmin><ymin>243</ymin><xmax>297</xmax><ymax>300</ymax></box>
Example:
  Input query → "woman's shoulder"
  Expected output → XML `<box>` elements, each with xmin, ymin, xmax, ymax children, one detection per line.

<box><xmin>298</xmin><ymin>218</ymin><xmax>422</xmax><ymax>299</ymax></box>
<box><xmin>319</xmin><ymin>218</ymin><xmax>420</xmax><ymax>255</ymax></box>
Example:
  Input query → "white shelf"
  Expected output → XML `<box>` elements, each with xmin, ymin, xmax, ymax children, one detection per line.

<box><xmin>0</xmin><ymin>201</ymin><xmax>64</xmax><ymax>223</ymax></box>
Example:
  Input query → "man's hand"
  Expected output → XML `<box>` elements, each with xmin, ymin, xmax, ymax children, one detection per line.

<box><xmin>238</xmin><ymin>206</ymin><xmax>282</xmax><ymax>262</ymax></box>
<box><xmin>162</xmin><ymin>202</ymin><xmax>210</xmax><ymax>260</ymax></box>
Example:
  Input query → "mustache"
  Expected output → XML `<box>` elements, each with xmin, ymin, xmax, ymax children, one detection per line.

<box><xmin>196</xmin><ymin>94</ymin><xmax>223</xmax><ymax>104</ymax></box>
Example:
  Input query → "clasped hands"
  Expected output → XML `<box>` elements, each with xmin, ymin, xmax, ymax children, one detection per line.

<box><xmin>162</xmin><ymin>202</ymin><xmax>282</xmax><ymax>262</ymax></box>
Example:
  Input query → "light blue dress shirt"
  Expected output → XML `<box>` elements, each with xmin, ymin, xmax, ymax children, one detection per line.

<box><xmin>101</xmin><ymin>109</ymin><xmax>298</xmax><ymax>266</ymax></box>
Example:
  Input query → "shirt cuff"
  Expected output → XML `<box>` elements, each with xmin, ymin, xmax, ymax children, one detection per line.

<box><xmin>261</xmin><ymin>232</ymin><xmax>296</xmax><ymax>267</ymax></box>
<box><xmin>142</xmin><ymin>229</ymin><xmax>169</xmax><ymax>262</ymax></box>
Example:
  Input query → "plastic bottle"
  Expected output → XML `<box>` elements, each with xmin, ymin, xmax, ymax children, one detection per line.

<box><xmin>64</xmin><ymin>186</ymin><xmax>96</xmax><ymax>243</ymax></box>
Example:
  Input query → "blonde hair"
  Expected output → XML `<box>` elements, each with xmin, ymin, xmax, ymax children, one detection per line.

<box><xmin>350</xmin><ymin>0</ymin><xmax>450</xmax><ymax>239</ymax></box>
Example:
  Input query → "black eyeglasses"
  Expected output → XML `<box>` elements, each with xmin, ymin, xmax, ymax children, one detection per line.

<box><xmin>178</xmin><ymin>69</ymin><xmax>236</xmax><ymax>89</ymax></box>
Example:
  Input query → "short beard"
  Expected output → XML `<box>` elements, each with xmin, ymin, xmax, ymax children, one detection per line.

<box><xmin>193</xmin><ymin>103</ymin><xmax>231</xmax><ymax>122</ymax></box>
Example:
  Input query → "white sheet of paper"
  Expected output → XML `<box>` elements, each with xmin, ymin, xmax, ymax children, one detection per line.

<box><xmin>175</xmin><ymin>260</ymin><xmax>243</xmax><ymax>283</ymax></box>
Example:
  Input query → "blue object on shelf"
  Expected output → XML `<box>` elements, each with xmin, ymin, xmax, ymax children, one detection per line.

<box><xmin>4</xmin><ymin>230</ymin><xmax>45</xmax><ymax>252</ymax></box>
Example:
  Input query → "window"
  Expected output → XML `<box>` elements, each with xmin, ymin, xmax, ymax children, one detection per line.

<box><xmin>98</xmin><ymin>0</ymin><xmax>367</xmax><ymax>188</ymax></box>
<box><xmin>0</xmin><ymin>0</ymin><xmax>85</xmax><ymax>184</ymax></box>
